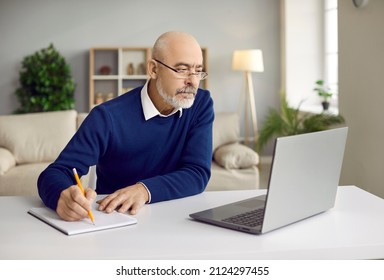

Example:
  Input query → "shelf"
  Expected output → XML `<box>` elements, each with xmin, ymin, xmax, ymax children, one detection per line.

<box><xmin>121</xmin><ymin>75</ymin><xmax>148</xmax><ymax>80</ymax></box>
<box><xmin>92</xmin><ymin>75</ymin><xmax>119</xmax><ymax>80</ymax></box>
<box><xmin>300</xmin><ymin>104</ymin><xmax>339</xmax><ymax>115</ymax></box>
<box><xmin>92</xmin><ymin>49</ymin><xmax>118</xmax><ymax>75</ymax></box>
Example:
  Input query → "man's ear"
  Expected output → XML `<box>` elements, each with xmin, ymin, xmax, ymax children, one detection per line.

<box><xmin>147</xmin><ymin>60</ymin><xmax>157</xmax><ymax>79</ymax></box>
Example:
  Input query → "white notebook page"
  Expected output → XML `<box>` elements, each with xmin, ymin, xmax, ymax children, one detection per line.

<box><xmin>28</xmin><ymin>204</ymin><xmax>137</xmax><ymax>235</ymax></box>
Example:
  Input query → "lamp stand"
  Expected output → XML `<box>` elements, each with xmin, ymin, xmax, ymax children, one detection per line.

<box><xmin>241</xmin><ymin>71</ymin><xmax>258</xmax><ymax>146</ymax></box>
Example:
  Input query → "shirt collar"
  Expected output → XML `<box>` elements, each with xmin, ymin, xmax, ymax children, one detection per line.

<box><xmin>141</xmin><ymin>80</ymin><xmax>183</xmax><ymax>121</ymax></box>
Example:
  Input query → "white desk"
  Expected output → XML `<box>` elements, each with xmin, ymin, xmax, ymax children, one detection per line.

<box><xmin>0</xmin><ymin>186</ymin><xmax>383</xmax><ymax>260</ymax></box>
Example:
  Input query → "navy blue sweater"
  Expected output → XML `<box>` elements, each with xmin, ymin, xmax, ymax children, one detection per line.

<box><xmin>38</xmin><ymin>87</ymin><xmax>214</xmax><ymax>210</ymax></box>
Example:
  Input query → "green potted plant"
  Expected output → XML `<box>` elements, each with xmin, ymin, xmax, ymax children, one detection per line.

<box><xmin>14</xmin><ymin>43</ymin><xmax>75</xmax><ymax>113</ymax></box>
<box><xmin>313</xmin><ymin>79</ymin><xmax>333</xmax><ymax>111</ymax></box>
<box><xmin>256</xmin><ymin>91</ymin><xmax>345</xmax><ymax>153</ymax></box>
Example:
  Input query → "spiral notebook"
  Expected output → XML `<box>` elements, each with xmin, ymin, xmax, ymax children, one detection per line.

<box><xmin>28</xmin><ymin>203</ymin><xmax>137</xmax><ymax>235</ymax></box>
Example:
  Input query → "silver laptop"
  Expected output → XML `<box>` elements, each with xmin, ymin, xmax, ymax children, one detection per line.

<box><xmin>190</xmin><ymin>127</ymin><xmax>348</xmax><ymax>234</ymax></box>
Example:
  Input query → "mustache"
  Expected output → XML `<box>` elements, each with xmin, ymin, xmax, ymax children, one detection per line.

<box><xmin>176</xmin><ymin>86</ymin><xmax>197</xmax><ymax>95</ymax></box>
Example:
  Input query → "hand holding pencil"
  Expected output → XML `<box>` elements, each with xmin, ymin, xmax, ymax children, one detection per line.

<box><xmin>73</xmin><ymin>168</ymin><xmax>96</xmax><ymax>225</ymax></box>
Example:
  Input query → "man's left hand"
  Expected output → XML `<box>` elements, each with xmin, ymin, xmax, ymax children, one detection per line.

<box><xmin>97</xmin><ymin>183</ymin><xmax>149</xmax><ymax>215</ymax></box>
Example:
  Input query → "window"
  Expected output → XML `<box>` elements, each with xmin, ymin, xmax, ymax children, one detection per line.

<box><xmin>283</xmin><ymin>0</ymin><xmax>338</xmax><ymax>113</ymax></box>
<box><xmin>324</xmin><ymin>0</ymin><xmax>338</xmax><ymax>103</ymax></box>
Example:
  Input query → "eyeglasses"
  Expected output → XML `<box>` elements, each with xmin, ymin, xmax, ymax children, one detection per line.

<box><xmin>154</xmin><ymin>59</ymin><xmax>208</xmax><ymax>80</ymax></box>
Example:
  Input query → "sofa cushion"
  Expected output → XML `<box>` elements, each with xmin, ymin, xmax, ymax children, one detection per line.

<box><xmin>77</xmin><ymin>113</ymin><xmax>88</xmax><ymax>128</ymax></box>
<box><xmin>214</xmin><ymin>143</ymin><xmax>259</xmax><ymax>169</ymax></box>
<box><xmin>0</xmin><ymin>162</ymin><xmax>50</xmax><ymax>196</ymax></box>
<box><xmin>0</xmin><ymin>110</ymin><xmax>77</xmax><ymax>164</ymax></box>
<box><xmin>212</xmin><ymin>112</ymin><xmax>239</xmax><ymax>152</ymax></box>
<box><xmin>0</xmin><ymin>147</ymin><xmax>16</xmax><ymax>175</ymax></box>
<box><xmin>207</xmin><ymin>161</ymin><xmax>259</xmax><ymax>191</ymax></box>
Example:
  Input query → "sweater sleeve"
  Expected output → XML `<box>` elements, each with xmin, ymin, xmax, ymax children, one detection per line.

<box><xmin>141</xmin><ymin>91</ymin><xmax>214</xmax><ymax>203</ymax></box>
<box><xmin>37</xmin><ymin>106</ymin><xmax>111</xmax><ymax>210</ymax></box>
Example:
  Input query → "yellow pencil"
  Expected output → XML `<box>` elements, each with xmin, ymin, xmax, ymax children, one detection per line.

<box><xmin>72</xmin><ymin>168</ymin><xmax>95</xmax><ymax>225</ymax></box>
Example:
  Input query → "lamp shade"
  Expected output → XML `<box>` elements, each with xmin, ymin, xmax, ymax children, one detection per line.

<box><xmin>232</xmin><ymin>49</ymin><xmax>264</xmax><ymax>72</ymax></box>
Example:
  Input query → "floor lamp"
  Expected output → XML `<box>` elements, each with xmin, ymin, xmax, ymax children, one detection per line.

<box><xmin>232</xmin><ymin>49</ymin><xmax>264</xmax><ymax>147</ymax></box>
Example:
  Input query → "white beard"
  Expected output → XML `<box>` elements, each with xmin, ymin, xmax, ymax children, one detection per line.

<box><xmin>156</xmin><ymin>79</ymin><xmax>196</xmax><ymax>109</ymax></box>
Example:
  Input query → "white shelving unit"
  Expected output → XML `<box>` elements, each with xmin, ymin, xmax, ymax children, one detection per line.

<box><xmin>89</xmin><ymin>47</ymin><xmax>151</xmax><ymax>110</ymax></box>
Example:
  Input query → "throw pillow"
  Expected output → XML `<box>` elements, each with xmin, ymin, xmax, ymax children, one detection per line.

<box><xmin>214</xmin><ymin>143</ymin><xmax>259</xmax><ymax>169</ymax></box>
<box><xmin>0</xmin><ymin>148</ymin><xmax>16</xmax><ymax>175</ymax></box>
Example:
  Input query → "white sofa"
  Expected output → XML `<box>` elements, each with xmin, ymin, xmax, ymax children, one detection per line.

<box><xmin>0</xmin><ymin>110</ymin><xmax>259</xmax><ymax>196</ymax></box>
<box><xmin>0</xmin><ymin>110</ymin><xmax>88</xmax><ymax>195</ymax></box>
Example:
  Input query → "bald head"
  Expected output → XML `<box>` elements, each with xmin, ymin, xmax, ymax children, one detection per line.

<box><xmin>146</xmin><ymin>31</ymin><xmax>204</xmax><ymax>114</ymax></box>
<box><xmin>151</xmin><ymin>31</ymin><xmax>203</xmax><ymax>62</ymax></box>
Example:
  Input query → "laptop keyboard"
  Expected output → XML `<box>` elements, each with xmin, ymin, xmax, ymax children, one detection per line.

<box><xmin>222</xmin><ymin>208</ymin><xmax>265</xmax><ymax>228</ymax></box>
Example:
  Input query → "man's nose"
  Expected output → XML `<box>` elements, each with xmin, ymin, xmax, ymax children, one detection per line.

<box><xmin>185</xmin><ymin>74</ymin><xmax>199</xmax><ymax>86</ymax></box>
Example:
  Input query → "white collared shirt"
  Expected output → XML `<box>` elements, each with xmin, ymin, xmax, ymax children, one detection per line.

<box><xmin>140</xmin><ymin>80</ymin><xmax>182</xmax><ymax>120</ymax></box>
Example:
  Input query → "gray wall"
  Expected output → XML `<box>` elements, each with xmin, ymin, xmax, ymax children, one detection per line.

<box><xmin>0</xmin><ymin>0</ymin><xmax>281</xmax><ymax>140</ymax></box>
<box><xmin>339</xmin><ymin>0</ymin><xmax>384</xmax><ymax>199</ymax></box>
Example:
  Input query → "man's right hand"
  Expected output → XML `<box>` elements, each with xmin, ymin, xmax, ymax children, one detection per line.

<box><xmin>56</xmin><ymin>185</ymin><xmax>97</xmax><ymax>221</ymax></box>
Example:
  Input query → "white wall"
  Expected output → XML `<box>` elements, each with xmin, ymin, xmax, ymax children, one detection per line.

<box><xmin>338</xmin><ymin>0</ymin><xmax>384</xmax><ymax>198</ymax></box>
<box><xmin>0</xmin><ymin>0</ymin><xmax>281</xmax><ymax>144</ymax></box>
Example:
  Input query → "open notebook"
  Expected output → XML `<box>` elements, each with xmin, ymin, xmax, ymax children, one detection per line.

<box><xmin>28</xmin><ymin>202</ymin><xmax>137</xmax><ymax>235</ymax></box>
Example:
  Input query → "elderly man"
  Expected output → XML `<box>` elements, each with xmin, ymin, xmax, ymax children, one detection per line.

<box><xmin>38</xmin><ymin>31</ymin><xmax>214</xmax><ymax>221</ymax></box>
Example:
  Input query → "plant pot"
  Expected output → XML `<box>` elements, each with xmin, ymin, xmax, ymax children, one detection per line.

<box><xmin>322</xmin><ymin>101</ymin><xmax>330</xmax><ymax>111</ymax></box>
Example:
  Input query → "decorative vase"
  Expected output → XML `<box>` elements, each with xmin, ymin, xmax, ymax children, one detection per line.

<box><xmin>127</xmin><ymin>63</ymin><xmax>134</xmax><ymax>75</ymax></box>
<box><xmin>95</xmin><ymin>93</ymin><xmax>104</xmax><ymax>104</ymax></box>
<box><xmin>105</xmin><ymin>92</ymin><xmax>114</xmax><ymax>101</ymax></box>
<box><xmin>322</xmin><ymin>101</ymin><xmax>330</xmax><ymax>111</ymax></box>
<box><xmin>99</xmin><ymin>66</ymin><xmax>111</xmax><ymax>75</ymax></box>
<box><xmin>137</xmin><ymin>63</ymin><xmax>146</xmax><ymax>75</ymax></box>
